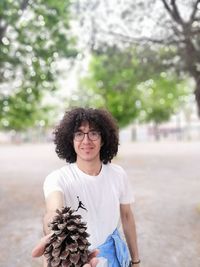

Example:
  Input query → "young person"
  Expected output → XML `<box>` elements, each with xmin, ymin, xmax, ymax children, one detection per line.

<box><xmin>34</xmin><ymin>107</ymin><xmax>140</xmax><ymax>267</ymax></box>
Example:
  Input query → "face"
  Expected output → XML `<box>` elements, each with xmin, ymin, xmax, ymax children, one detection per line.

<box><xmin>73</xmin><ymin>122</ymin><xmax>102</xmax><ymax>164</ymax></box>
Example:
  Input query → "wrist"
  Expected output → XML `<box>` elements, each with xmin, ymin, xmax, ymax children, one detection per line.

<box><xmin>130</xmin><ymin>259</ymin><xmax>141</xmax><ymax>265</ymax></box>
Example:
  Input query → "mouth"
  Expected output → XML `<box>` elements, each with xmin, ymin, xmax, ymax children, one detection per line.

<box><xmin>81</xmin><ymin>146</ymin><xmax>94</xmax><ymax>151</ymax></box>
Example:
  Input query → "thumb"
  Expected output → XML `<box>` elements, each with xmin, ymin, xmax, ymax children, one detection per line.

<box><xmin>32</xmin><ymin>234</ymin><xmax>52</xmax><ymax>257</ymax></box>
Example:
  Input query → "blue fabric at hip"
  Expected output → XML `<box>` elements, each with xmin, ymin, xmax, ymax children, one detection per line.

<box><xmin>97</xmin><ymin>228</ymin><xmax>130</xmax><ymax>267</ymax></box>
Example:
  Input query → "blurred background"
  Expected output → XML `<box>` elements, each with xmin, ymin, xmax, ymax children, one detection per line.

<box><xmin>0</xmin><ymin>1</ymin><xmax>200</xmax><ymax>267</ymax></box>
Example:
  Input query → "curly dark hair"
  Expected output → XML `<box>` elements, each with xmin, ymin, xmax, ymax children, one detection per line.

<box><xmin>53</xmin><ymin>107</ymin><xmax>119</xmax><ymax>164</ymax></box>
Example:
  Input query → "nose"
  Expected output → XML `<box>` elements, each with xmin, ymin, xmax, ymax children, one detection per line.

<box><xmin>82</xmin><ymin>133</ymin><xmax>90</xmax><ymax>143</ymax></box>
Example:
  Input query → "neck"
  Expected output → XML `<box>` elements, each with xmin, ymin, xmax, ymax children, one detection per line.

<box><xmin>76</xmin><ymin>159</ymin><xmax>102</xmax><ymax>176</ymax></box>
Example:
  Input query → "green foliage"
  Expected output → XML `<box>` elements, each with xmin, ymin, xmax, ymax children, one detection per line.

<box><xmin>69</xmin><ymin>46</ymin><xmax>189</xmax><ymax>128</ymax></box>
<box><xmin>69</xmin><ymin>48</ymin><xmax>140</xmax><ymax>128</ymax></box>
<box><xmin>0</xmin><ymin>0</ymin><xmax>76</xmax><ymax>130</ymax></box>
<box><xmin>0</xmin><ymin>89</ymin><xmax>56</xmax><ymax>130</ymax></box>
<box><xmin>138</xmin><ymin>74</ymin><xmax>189</xmax><ymax>124</ymax></box>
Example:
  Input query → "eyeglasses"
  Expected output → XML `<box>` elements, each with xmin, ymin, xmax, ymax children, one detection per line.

<box><xmin>74</xmin><ymin>130</ymin><xmax>101</xmax><ymax>141</ymax></box>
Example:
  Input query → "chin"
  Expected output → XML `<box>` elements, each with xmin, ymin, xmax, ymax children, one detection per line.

<box><xmin>81</xmin><ymin>154</ymin><xmax>98</xmax><ymax>162</ymax></box>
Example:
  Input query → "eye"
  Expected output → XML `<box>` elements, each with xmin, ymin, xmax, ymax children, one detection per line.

<box><xmin>75</xmin><ymin>131</ymin><xmax>83</xmax><ymax>137</ymax></box>
<box><xmin>90</xmin><ymin>131</ymin><xmax>99</xmax><ymax>136</ymax></box>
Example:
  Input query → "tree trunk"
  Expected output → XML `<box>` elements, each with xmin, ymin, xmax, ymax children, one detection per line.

<box><xmin>194</xmin><ymin>78</ymin><xmax>200</xmax><ymax>117</ymax></box>
<box><xmin>153</xmin><ymin>123</ymin><xmax>160</xmax><ymax>141</ymax></box>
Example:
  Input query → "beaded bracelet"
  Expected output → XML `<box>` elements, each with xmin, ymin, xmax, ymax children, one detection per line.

<box><xmin>130</xmin><ymin>259</ymin><xmax>141</xmax><ymax>265</ymax></box>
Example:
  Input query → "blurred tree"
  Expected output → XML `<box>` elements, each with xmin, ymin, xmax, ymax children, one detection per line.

<box><xmin>138</xmin><ymin>74</ymin><xmax>189</xmax><ymax>139</ymax></box>
<box><xmin>74</xmin><ymin>0</ymin><xmax>200</xmax><ymax>116</ymax></box>
<box><xmin>69</xmin><ymin>46</ymin><xmax>189</xmax><ymax>128</ymax></box>
<box><xmin>0</xmin><ymin>0</ymin><xmax>76</xmax><ymax>130</ymax></box>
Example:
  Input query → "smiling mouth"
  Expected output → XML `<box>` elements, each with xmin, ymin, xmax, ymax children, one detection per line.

<box><xmin>82</xmin><ymin>148</ymin><xmax>93</xmax><ymax>151</ymax></box>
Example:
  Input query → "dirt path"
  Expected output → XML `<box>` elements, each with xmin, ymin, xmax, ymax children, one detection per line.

<box><xmin>0</xmin><ymin>142</ymin><xmax>200</xmax><ymax>267</ymax></box>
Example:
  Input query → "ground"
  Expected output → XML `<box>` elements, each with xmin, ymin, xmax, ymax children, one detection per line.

<box><xmin>0</xmin><ymin>141</ymin><xmax>200</xmax><ymax>267</ymax></box>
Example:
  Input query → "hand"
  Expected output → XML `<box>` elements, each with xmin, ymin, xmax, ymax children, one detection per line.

<box><xmin>32</xmin><ymin>234</ymin><xmax>99</xmax><ymax>267</ymax></box>
<box><xmin>83</xmin><ymin>249</ymin><xmax>99</xmax><ymax>267</ymax></box>
<box><xmin>32</xmin><ymin>234</ymin><xmax>52</xmax><ymax>258</ymax></box>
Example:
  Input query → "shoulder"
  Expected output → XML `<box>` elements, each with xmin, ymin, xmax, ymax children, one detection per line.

<box><xmin>45</xmin><ymin>166</ymin><xmax>66</xmax><ymax>179</ymax></box>
<box><xmin>44</xmin><ymin>164</ymin><xmax>72</xmax><ymax>183</ymax></box>
<box><xmin>103</xmin><ymin>163</ymin><xmax>127</xmax><ymax>181</ymax></box>
<box><xmin>43</xmin><ymin>164</ymin><xmax>73</xmax><ymax>198</ymax></box>
<box><xmin>105</xmin><ymin>163</ymin><xmax>126</xmax><ymax>175</ymax></box>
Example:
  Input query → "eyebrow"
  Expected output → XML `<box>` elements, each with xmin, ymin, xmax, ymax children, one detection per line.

<box><xmin>77</xmin><ymin>128</ymin><xmax>96</xmax><ymax>131</ymax></box>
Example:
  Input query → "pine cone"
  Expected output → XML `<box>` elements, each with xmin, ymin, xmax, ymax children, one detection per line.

<box><xmin>44</xmin><ymin>206</ymin><xmax>91</xmax><ymax>267</ymax></box>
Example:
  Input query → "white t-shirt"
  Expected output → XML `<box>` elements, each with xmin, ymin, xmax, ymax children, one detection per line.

<box><xmin>43</xmin><ymin>162</ymin><xmax>134</xmax><ymax>249</ymax></box>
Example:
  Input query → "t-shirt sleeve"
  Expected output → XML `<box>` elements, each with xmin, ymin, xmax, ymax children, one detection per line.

<box><xmin>43</xmin><ymin>171</ymin><xmax>64</xmax><ymax>198</ymax></box>
<box><xmin>119</xmin><ymin>170</ymin><xmax>135</xmax><ymax>204</ymax></box>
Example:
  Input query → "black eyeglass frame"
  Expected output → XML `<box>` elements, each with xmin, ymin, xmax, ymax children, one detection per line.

<box><xmin>73</xmin><ymin>130</ymin><xmax>101</xmax><ymax>141</ymax></box>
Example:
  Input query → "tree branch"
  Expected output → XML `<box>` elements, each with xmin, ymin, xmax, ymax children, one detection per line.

<box><xmin>189</xmin><ymin>0</ymin><xmax>200</xmax><ymax>23</ymax></box>
<box><xmin>98</xmin><ymin>29</ymin><xmax>182</xmax><ymax>46</ymax></box>
<box><xmin>170</xmin><ymin>0</ymin><xmax>184</xmax><ymax>24</ymax></box>
<box><xmin>191</xmin><ymin>28</ymin><xmax>200</xmax><ymax>35</ymax></box>
<box><xmin>0</xmin><ymin>24</ymin><xmax>7</xmax><ymax>44</ymax></box>
<box><xmin>20</xmin><ymin>0</ymin><xmax>30</xmax><ymax>11</ymax></box>
<box><xmin>161</xmin><ymin>0</ymin><xmax>184</xmax><ymax>25</ymax></box>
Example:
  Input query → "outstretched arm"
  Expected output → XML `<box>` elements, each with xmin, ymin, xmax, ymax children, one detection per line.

<box><xmin>43</xmin><ymin>191</ymin><xmax>64</xmax><ymax>234</ymax></box>
<box><xmin>42</xmin><ymin>191</ymin><xmax>64</xmax><ymax>266</ymax></box>
<box><xmin>33</xmin><ymin>191</ymin><xmax>99</xmax><ymax>267</ymax></box>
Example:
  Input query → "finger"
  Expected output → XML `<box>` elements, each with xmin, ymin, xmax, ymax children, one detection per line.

<box><xmin>32</xmin><ymin>234</ymin><xmax>52</xmax><ymax>257</ymax></box>
<box><xmin>88</xmin><ymin>249</ymin><xmax>99</xmax><ymax>260</ymax></box>
<box><xmin>90</xmin><ymin>257</ymin><xmax>99</xmax><ymax>267</ymax></box>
